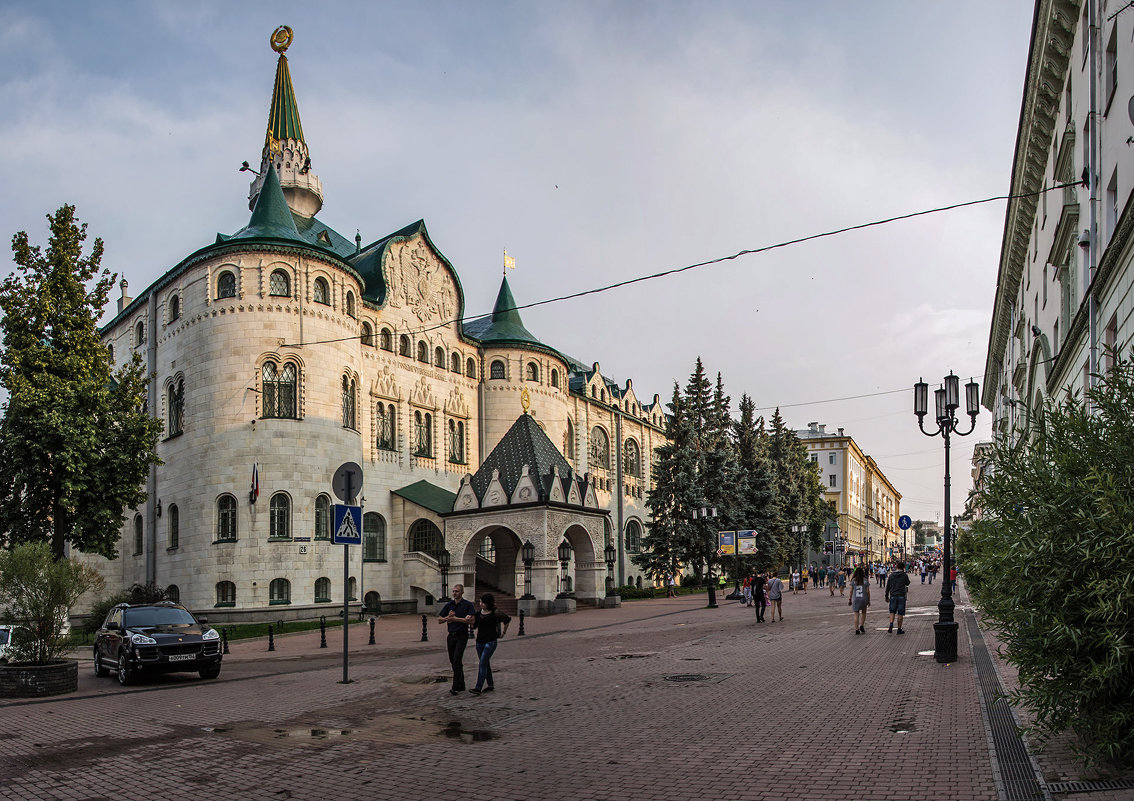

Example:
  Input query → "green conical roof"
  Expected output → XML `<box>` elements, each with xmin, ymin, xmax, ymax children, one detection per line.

<box><xmin>265</xmin><ymin>54</ymin><xmax>305</xmax><ymax>150</ymax></box>
<box><xmin>228</xmin><ymin>164</ymin><xmax>303</xmax><ymax>243</ymax></box>
<box><xmin>462</xmin><ymin>276</ymin><xmax>545</xmax><ymax>346</ymax></box>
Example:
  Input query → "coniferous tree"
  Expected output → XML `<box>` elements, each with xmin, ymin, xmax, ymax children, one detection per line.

<box><xmin>0</xmin><ymin>205</ymin><xmax>163</xmax><ymax>559</ymax></box>
<box><xmin>733</xmin><ymin>393</ymin><xmax>776</xmax><ymax>571</ymax></box>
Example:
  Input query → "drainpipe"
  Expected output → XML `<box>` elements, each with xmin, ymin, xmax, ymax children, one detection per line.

<box><xmin>1087</xmin><ymin>0</ymin><xmax>1100</xmax><ymax>395</ymax></box>
<box><xmin>146</xmin><ymin>290</ymin><xmax>158</xmax><ymax>585</ymax></box>
<box><xmin>615</xmin><ymin>411</ymin><xmax>625</xmax><ymax>586</ymax></box>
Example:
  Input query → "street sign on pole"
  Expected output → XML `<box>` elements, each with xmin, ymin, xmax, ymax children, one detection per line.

<box><xmin>331</xmin><ymin>462</ymin><xmax>363</xmax><ymax>685</ymax></box>
<box><xmin>333</xmin><ymin>504</ymin><xmax>362</xmax><ymax>545</ymax></box>
<box><xmin>898</xmin><ymin>515</ymin><xmax>912</xmax><ymax>530</ymax></box>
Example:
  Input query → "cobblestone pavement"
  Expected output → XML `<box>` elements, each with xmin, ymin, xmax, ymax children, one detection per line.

<box><xmin>0</xmin><ymin>578</ymin><xmax>1124</xmax><ymax>801</ymax></box>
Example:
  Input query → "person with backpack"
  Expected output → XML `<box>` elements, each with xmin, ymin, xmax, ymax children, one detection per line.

<box><xmin>884</xmin><ymin>561</ymin><xmax>911</xmax><ymax>635</ymax></box>
<box><xmin>849</xmin><ymin>566</ymin><xmax>870</xmax><ymax>634</ymax></box>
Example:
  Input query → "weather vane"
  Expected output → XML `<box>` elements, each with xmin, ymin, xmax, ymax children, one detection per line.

<box><xmin>270</xmin><ymin>25</ymin><xmax>293</xmax><ymax>55</ymax></box>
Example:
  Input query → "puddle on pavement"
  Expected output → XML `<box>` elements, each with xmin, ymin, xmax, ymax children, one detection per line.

<box><xmin>274</xmin><ymin>728</ymin><xmax>355</xmax><ymax>740</ymax></box>
<box><xmin>889</xmin><ymin>720</ymin><xmax>916</xmax><ymax>734</ymax></box>
<box><xmin>606</xmin><ymin>652</ymin><xmax>658</xmax><ymax>660</ymax></box>
<box><xmin>439</xmin><ymin>721</ymin><xmax>498</xmax><ymax>743</ymax></box>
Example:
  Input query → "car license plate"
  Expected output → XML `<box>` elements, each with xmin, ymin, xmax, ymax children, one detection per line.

<box><xmin>167</xmin><ymin>653</ymin><xmax>196</xmax><ymax>662</ymax></box>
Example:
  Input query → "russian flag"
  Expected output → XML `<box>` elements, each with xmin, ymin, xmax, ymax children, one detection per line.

<box><xmin>251</xmin><ymin>463</ymin><xmax>259</xmax><ymax>503</ymax></box>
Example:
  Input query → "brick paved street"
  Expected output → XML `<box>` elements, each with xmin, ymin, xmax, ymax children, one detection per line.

<box><xmin>1</xmin><ymin>577</ymin><xmax>1129</xmax><ymax>801</ymax></box>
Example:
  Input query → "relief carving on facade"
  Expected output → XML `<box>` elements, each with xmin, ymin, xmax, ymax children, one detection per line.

<box><xmin>384</xmin><ymin>238</ymin><xmax>458</xmax><ymax>324</ymax></box>
<box><xmin>443</xmin><ymin>387</ymin><xmax>470</xmax><ymax>418</ymax></box>
<box><xmin>370</xmin><ymin>366</ymin><xmax>400</xmax><ymax>401</ymax></box>
<box><xmin>409</xmin><ymin>377</ymin><xmax>437</xmax><ymax>410</ymax></box>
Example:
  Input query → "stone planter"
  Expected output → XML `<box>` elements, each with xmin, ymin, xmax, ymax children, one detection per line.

<box><xmin>0</xmin><ymin>659</ymin><xmax>78</xmax><ymax>698</ymax></box>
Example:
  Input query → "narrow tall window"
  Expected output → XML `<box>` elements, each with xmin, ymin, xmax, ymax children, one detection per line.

<box><xmin>315</xmin><ymin>494</ymin><xmax>331</xmax><ymax>540</ymax></box>
<box><xmin>466</xmin><ymin>357</ymin><xmax>477</xmax><ymax>379</ymax></box>
<box><xmin>526</xmin><ymin>362</ymin><xmax>539</xmax><ymax>382</ymax></box>
<box><xmin>168</xmin><ymin>294</ymin><xmax>180</xmax><ymax>321</ymax></box>
<box><xmin>417</xmin><ymin>341</ymin><xmax>428</xmax><ymax>363</ymax></box>
<box><xmin>361</xmin><ymin>322</ymin><xmax>374</xmax><ymax>347</ymax></box>
<box><xmin>262</xmin><ymin>362</ymin><xmax>298</xmax><ymax>419</ymax></box>
<box><xmin>414</xmin><ymin>411</ymin><xmax>433</xmax><ymax>457</ymax></box>
<box><xmin>565</xmin><ymin>418</ymin><xmax>575</xmax><ymax>461</ymax></box>
<box><xmin>451</xmin><ymin>353</ymin><xmax>461</xmax><ymax>373</ymax></box>
<box><xmin>380</xmin><ymin>328</ymin><xmax>393</xmax><ymax>351</ymax></box>
<box><xmin>623</xmin><ymin>438</ymin><xmax>640</xmax><ymax>478</ymax></box>
<box><xmin>341</xmin><ymin>375</ymin><xmax>357</xmax><ymax>429</ymax></box>
<box><xmin>590</xmin><ymin>427</ymin><xmax>610</xmax><ymax>469</ymax></box>
<box><xmin>133</xmin><ymin>515</ymin><xmax>143</xmax><ymax>555</ymax></box>
<box><xmin>551</xmin><ymin>368</ymin><xmax>559</xmax><ymax>389</ymax></box>
<box><xmin>626</xmin><ymin>520</ymin><xmax>642</xmax><ymax>553</ymax></box>
<box><xmin>217</xmin><ymin>271</ymin><xmax>236</xmax><ymax>299</ymax></box>
<box><xmin>135</xmin><ymin>320</ymin><xmax>145</xmax><ymax>346</ymax></box>
<box><xmin>168</xmin><ymin>504</ymin><xmax>179</xmax><ymax>549</ymax></box>
<box><xmin>399</xmin><ymin>335</ymin><xmax>410</xmax><ymax>356</ymax></box>
<box><xmin>168</xmin><ymin>379</ymin><xmax>185</xmax><ymax>436</ymax></box>
<box><xmin>448</xmin><ymin>419</ymin><xmax>465</xmax><ymax>463</ymax></box>
<box><xmin>363</xmin><ymin>513</ymin><xmax>386</xmax><ymax>562</ymax></box>
<box><xmin>216</xmin><ymin>495</ymin><xmax>237</xmax><ymax>541</ymax></box>
<box><xmin>315</xmin><ymin>577</ymin><xmax>331</xmax><ymax>603</ymax></box>
<box><xmin>376</xmin><ymin>402</ymin><xmax>396</xmax><ymax>450</ymax></box>
<box><xmin>435</xmin><ymin>346</ymin><xmax>445</xmax><ymax>368</ymax></box>
<box><xmin>269</xmin><ymin>493</ymin><xmax>291</xmax><ymax>540</ymax></box>
<box><xmin>346</xmin><ymin>291</ymin><xmax>356</xmax><ymax>318</ymax></box>
<box><xmin>269</xmin><ymin>269</ymin><xmax>290</xmax><ymax>296</ymax></box>
<box><xmin>490</xmin><ymin>360</ymin><xmax>505</xmax><ymax>380</ymax></box>
<box><xmin>215</xmin><ymin>581</ymin><xmax>236</xmax><ymax>606</ymax></box>
<box><xmin>313</xmin><ymin>277</ymin><xmax>329</xmax><ymax>305</ymax></box>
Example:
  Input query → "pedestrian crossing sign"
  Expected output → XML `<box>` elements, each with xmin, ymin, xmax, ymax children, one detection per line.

<box><xmin>333</xmin><ymin>504</ymin><xmax>362</xmax><ymax>545</ymax></box>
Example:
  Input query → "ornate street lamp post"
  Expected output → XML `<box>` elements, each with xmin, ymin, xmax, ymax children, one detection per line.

<box><xmin>556</xmin><ymin>540</ymin><xmax>572</xmax><ymax>598</ymax></box>
<box><xmin>438</xmin><ymin>548</ymin><xmax>451</xmax><ymax>601</ymax></box>
<box><xmin>604</xmin><ymin>543</ymin><xmax>616</xmax><ymax>596</ymax></box>
<box><xmin>521</xmin><ymin>540</ymin><xmax>535</xmax><ymax>599</ymax></box>
<box><xmin>692</xmin><ymin>507</ymin><xmax>719</xmax><ymax>608</ymax></box>
<box><xmin>914</xmin><ymin>373</ymin><xmax>979</xmax><ymax>663</ymax></box>
<box><xmin>792</xmin><ymin>525</ymin><xmax>805</xmax><ymax>576</ymax></box>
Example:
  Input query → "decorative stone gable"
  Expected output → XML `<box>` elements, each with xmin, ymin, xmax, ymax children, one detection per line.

<box><xmin>444</xmin><ymin>387</ymin><xmax>470</xmax><ymax>418</ymax></box>
<box><xmin>409</xmin><ymin>377</ymin><xmax>437</xmax><ymax>410</ymax></box>
<box><xmin>483</xmin><ymin>469</ymin><xmax>507</xmax><ymax>508</ymax></box>
<box><xmin>454</xmin><ymin>474</ymin><xmax>479</xmax><ymax>511</ymax></box>
<box><xmin>370</xmin><ymin>366</ymin><xmax>400</xmax><ymax>401</ymax></box>
<box><xmin>583</xmin><ymin>475</ymin><xmax>598</xmax><ymax>508</ymax></box>
<box><xmin>511</xmin><ymin>465</ymin><xmax>539</xmax><ymax>505</ymax></box>
<box><xmin>565</xmin><ymin>474</ymin><xmax>582</xmax><ymax>506</ymax></box>
<box><xmin>547</xmin><ymin>466</ymin><xmax>565</xmax><ymax>503</ymax></box>
<box><xmin>384</xmin><ymin>236</ymin><xmax>459</xmax><ymax>325</ymax></box>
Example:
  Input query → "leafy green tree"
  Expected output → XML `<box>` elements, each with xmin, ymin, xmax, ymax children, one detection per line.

<box><xmin>961</xmin><ymin>351</ymin><xmax>1134</xmax><ymax>765</ymax></box>
<box><xmin>0</xmin><ymin>542</ymin><xmax>105</xmax><ymax>664</ymax></box>
<box><xmin>0</xmin><ymin>205</ymin><xmax>162</xmax><ymax>559</ymax></box>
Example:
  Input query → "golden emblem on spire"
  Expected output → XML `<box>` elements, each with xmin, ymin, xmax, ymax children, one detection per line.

<box><xmin>521</xmin><ymin>387</ymin><xmax>531</xmax><ymax>414</ymax></box>
<box><xmin>270</xmin><ymin>25</ymin><xmax>294</xmax><ymax>54</ymax></box>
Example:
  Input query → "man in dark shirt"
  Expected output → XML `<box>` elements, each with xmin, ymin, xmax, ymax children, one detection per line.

<box><xmin>884</xmin><ymin>562</ymin><xmax>911</xmax><ymax>635</ymax></box>
<box><xmin>750</xmin><ymin>572</ymin><xmax>767</xmax><ymax>622</ymax></box>
<box><xmin>438</xmin><ymin>584</ymin><xmax>476</xmax><ymax>694</ymax></box>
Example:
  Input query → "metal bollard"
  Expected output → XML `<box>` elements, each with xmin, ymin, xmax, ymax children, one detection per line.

<box><xmin>221</xmin><ymin>627</ymin><xmax>230</xmax><ymax>654</ymax></box>
<box><xmin>518</xmin><ymin>609</ymin><xmax>525</xmax><ymax>636</ymax></box>
<box><xmin>420</xmin><ymin>614</ymin><xmax>428</xmax><ymax>642</ymax></box>
<box><xmin>319</xmin><ymin>615</ymin><xmax>327</xmax><ymax>649</ymax></box>
<box><xmin>368</xmin><ymin>616</ymin><xmax>376</xmax><ymax>645</ymax></box>
<box><xmin>267</xmin><ymin>623</ymin><xmax>275</xmax><ymax>652</ymax></box>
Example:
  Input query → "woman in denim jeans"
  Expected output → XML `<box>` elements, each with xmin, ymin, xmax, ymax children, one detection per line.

<box><xmin>469</xmin><ymin>593</ymin><xmax>510</xmax><ymax>695</ymax></box>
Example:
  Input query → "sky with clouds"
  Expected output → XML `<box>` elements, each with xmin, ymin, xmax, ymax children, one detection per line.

<box><xmin>0</xmin><ymin>1</ymin><xmax>1035</xmax><ymax>524</ymax></box>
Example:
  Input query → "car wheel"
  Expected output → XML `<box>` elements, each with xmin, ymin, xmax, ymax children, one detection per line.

<box><xmin>198</xmin><ymin>664</ymin><xmax>221</xmax><ymax>680</ymax></box>
<box><xmin>117</xmin><ymin>651</ymin><xmax>135</xmax><ymax>686</ymax></box>
<box><xmin>93</xmin><ymin>647</ymin><xmax>109</xmax><ymax>677</ymax></box>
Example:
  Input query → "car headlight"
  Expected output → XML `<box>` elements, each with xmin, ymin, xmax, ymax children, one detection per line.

<box><xmin>129</xmin><ymin>632</ymin><xmax>157</xmax><ymax>645</ymax></box>
<box><xmin>202</xmin><ymin>628</ymin><xmax>219</xmax><ymax>641</ymax></box>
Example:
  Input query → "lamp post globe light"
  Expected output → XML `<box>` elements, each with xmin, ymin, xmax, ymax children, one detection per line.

<box><xmin>604</xmin><ymin>543</ymin><xmax>617</xmax><ymax>596</ymax></box>
<box><xmin>914</xmin><ymin>373</ymin><xmax>979</xmax><ymax>664</ymax></box>
<box><xmin>556</xmin><ymin>539</ymin><xmax>572</xmax><ymax>598</ymax></box>
<box><xmin>521</xmin><ymin>540</ymin><xmax>535</xmax><ymax>600</ymax></box>
<box><xmin>438</xmin><ymin>548</ymin><xmax>451</xmax><ymax>601</ymax></box>
<box><xmin>692</xmin><ymin>506</ymin><xmax>720</xmax><ymax>608</ymax></box>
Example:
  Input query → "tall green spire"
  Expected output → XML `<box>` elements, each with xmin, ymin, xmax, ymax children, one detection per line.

<box><xmin>265</xmin><ymin>53</ymin><xmax>305</xmax><ymax>155</ymax></box>
<box><xmin>463</xmin><ymin>276</ymin><xmax>546</xmax><ymax>346</ymax></box>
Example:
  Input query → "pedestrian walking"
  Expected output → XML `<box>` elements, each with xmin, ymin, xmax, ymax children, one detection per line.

<box><xmin>837</xmin><ymin>569</ymin><xmax>847</xmax><ymax>595</ymax></box>
<box><xmin>469</xmin><ymin>593</ymin><xmax>510</xmax><ymax>695</ymax></box>
<box><xmin>849</xmin><ymin>566</ymin><xmax>870</xmax><ymax>634</ymax></box>
<box><xmin>950</xmin><ymin>565</ymin><xmax>958</xmax><ymax>592</ymax></box>
<box><xmin>742</xmin><ymin>575</ymin><xmax>753</xmax><ymax>607</ymax></box>
<box><xmin>920</xmin><ymin>562</ymin><xmax>927</xmax><ymax>584</ymax></box>
<box><xmin>751</xmin><ymin>571</ymin><xmax>768</xmax><ymax>622</ymax></box>
<box><xmin>801</xmin><ymin>566</ymin><xmax>809</xmax><ymax>593</ymax></box>
<box><xmin>767</xmin><ymin>571</ymin><xmax>784</xmax><ymax>621</ymax></box>
<box><xmin>666</xmin><ymin>575</ymin><xmax>676</xmax><ymax>597</ymax></box>
<box><xmin>437</xmin><ymin>584</ymin><xmax>476</xmax><ymax>695</ymax></box>
<box><xmin>884</xmin><ymin>561</ymin><xmax>910</xmax><ymax>634</ymax></box>
<box><xmin>791</xmin><ymin>569</ymin><xmax>800</xmax><ymax>595</ymax></box>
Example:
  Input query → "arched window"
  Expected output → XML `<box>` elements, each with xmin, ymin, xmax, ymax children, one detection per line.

<box><xmin>600</xmin><ymin>389</ymin><xmax>606</xmax><ymax>402</ymax></box>
<box><xmin>380</xmin><ymin>328</ymin><xmax>393</xmax><ymax>351</ymax></box>
<box><xmin>361</xmin><ymin>322</ymin><xmax>374</xmax><ymax>347</ymax></box>
<box><xmin>364</xmin><ymin>591</ymin><xmax>381</xmax><ymax>613</ymax></box>
<box><xmin>590</xmin><ymin>427</ymin><xmax>610</xmax><ymax>470</ymax></box>
<box><xmin>434</xmin><ymin>346</ymin><xmax>445</xmax><ymax>368</ymax></box>
<box><xmin>216</xmin><ymin>495</ymin><xmax>237</xmax><ymax>542</ymax></box>
<box><xmin>399</xmin><ymin>335</ymin><xmax>411</xmax><ymax>357</ymax></box>
<box><xmin>624</xmin><ymin>439</ymin><xmax>641</xmax><ymax>478</ymax></box>
<box><xmin>348</xmin><ymin>576</ymin><xmax>357</xmax><ymax>601</ymax></box>
<box><xmin>414</xmin><ymin>411</ymin><xmax>433</xmax><ymax>457</ymax></box>
<box><xmin>215</xmin><ymin>581</ymin><xmax>236</xmax><ymax>607</ymax></box>
<box><xmin>591</xmin><ymin>386</ymin><xmax>596</xmax><ymax>398</ymax></box>
<box><xmin>341</xmin><ymin>375</ymin><xmax>357</xmax><ymax>429</ymax></box>
<box><xmin>135</xmin><ymin>320</ymin><xmax>145</xmax><ymax>346</ymax></box>
<box><xmin>376</xmin><ymin>402</ymin><xmax>396</xmax><ymax>450</ymax></box>
<box><xmin>262</xmin><ymin>362</ymin><xmax>298</xmax><ymax>419</ymax></box>
<box><xmin>466</xmin><ymin>357</ymin><xmax>477</xmax><ymax>379</ymax></box>
<box><xmin>314</xmin><ymin>577</ymin><xmax>331</xmax><ymax>603</ymax></box>
<box><xmin>490</xmin><ymin>360</ymin><xmax>506</xmax><ymax>380</ymax></box>
<box><xmin>565</xmin><ymin>418</ymin><xmax>575</xmax><ymax>461</ymax></box>
<box><xmin>364</xmin><ymin>513</ymin><xmax>386</xmax><ymax>562</ymax></box>
<box><xmin>217</xmin><ymin>271</ymin><xmax>236</xmax><ymax>299</ymax></box>
<box><xmin>107</xmin><ymin>344</ymin><xmax>113</xmax><ymax>363</ymax></box>
<box><xmin>313</xmin><ymin>277</ymin><xmax>329</xmax><ymax>305</ymax></box>
<box><xmin>626</xmin><ymin>520</ymin><xmax>642</xmax><ymax>553</ymax></box>
<box><xmin>416</xmin><ymin>341</ymin><xmax>428</xmax><ymax>363</ymax></box>
<box><xmin>450</xmin><ymin>352</ymin><xmax>461</xmax><ymax>373</ymax></box>
<box><xmin>168</xmin><ymin>294</ymin><xmax>180</xmax><ymax>321</ymax></box>
<box><xmin>269</xmin><ymin>269</ymin><xmax>290</xmax><ymax>296</ymax></box>
<box><xmin>269</xmin><ymin>578</ymin><xmax>291</xmax><ymax>604</ymax></box>
<box><xmin>346</xmin><ymin>291</ymin><xmax>356</xmax><ymax>318</ymax></box>
<box><xmin>314</xmin><ymin>494</ymin><xmax>331</xmax><ymax>540</ymax></box>
<box><xmin>168</xmin><ymin>378</ymin><xmax>185</xmax><ymax>437</ymax></box>
<box><xmin>448</xmin><ymin>419</ymin><xmax>465</xmax><ymax>464</ymax></box>
<box><xmin>133</xmin><ymin>514</ymin><xmax>143</xmax><ymax>555</ymax></box>
<box><xmin>166</xmin><ymin>584</ymin><xmax>180</xmax><ymax>603</ymax></box>
<box><xmin>551</xmin><ymin>368</ymin><xmax>559</xmax><ymax>389</ymax></box>
<box><xmin>526</xmin><ymin>362</ymin><xmax>539</xmax><ymax>382</ymax></box>
<box><xmin>408</xmin><ymin>519</ymin><xmax>443</xmax><ymax>556</ymax></box>
<box><xmin>167</xmin><ymin>504</ymin><xmax>179</xmax><ymax>549</ymax></box>
<box><xmin>269</xmin><ymin>493</ymin><xmax>290</xmax><ymax>540</ymax></box>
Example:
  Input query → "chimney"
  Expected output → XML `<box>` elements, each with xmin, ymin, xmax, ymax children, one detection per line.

<box><xmin>819</xmin><ymin>424</ymin><xmax>826</xmax><ymax>434</ymax></box>
<box><xmin>117</xmin><ymin>278</ymin><xmax>132</xmax><ymax>314</ymax></box>
<box><xmin>808</xmin><ymin>421</ymin><xmax>818</xmax><ymax>432</ymax></box>
<box><xmin>838</xmin><ymin>427</ymin><xmax>844</xmax><ymax>436</ymax></box>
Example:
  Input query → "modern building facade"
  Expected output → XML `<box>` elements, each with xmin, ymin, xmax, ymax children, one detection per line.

<box><xmin>90</xmin><ymin>31</ymin><xmax>667</xmax><ymax>620</ymax></box>
<box><xmin>795</xmin><ymin>422</ymin><xmax>902</xmax><ymax>565</ymax></box>
<box><xmin>984</xmin><ymin>0</ymin><xmax>1134</xmax><ymax>435</ymax></box>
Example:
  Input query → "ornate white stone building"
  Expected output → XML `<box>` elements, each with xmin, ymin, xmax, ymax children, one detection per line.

<box><xmin>984</xmin><ymin>0</ymin><xmax>1134</xmax><ymax>435</ymax></box>
<box><xmin>96</xmin><ymin>32</ymin><xmax>666</xmax><ymax>620</ymax></box>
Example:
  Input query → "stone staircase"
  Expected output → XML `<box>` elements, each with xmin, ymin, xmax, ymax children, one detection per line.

<box><xmin>473</xmin><ymin>579</ymin><xmax>518</xmax><ymax>616</ymax></box>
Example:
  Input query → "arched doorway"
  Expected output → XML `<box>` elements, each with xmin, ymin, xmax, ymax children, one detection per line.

<box><xmin>462</xmin><ymin>525</ymin><xmax>524</xmax><ymax>602</ymax></box>
<box><xmin>560</xmin><ymin>523</ymin><xmax>599</xmax><ymax>598</ymax></box>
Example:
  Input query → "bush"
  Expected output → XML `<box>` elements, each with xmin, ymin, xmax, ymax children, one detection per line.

<box><xmin>81</xmin><ymin>591</ymin><xmax>131</xmax><ymax>635</ymax></box>
<box><xmin>0</xmin><ymin>542</ymin><xmax>105</xmax><ymax>664</ymax></box>
<box><xmin>962</xmin><ymin>350</ymin><xmax>1134</xmax><ymax>765</ymax></box>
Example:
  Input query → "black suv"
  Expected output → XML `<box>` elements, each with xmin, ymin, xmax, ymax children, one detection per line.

<box><xmin>94</xmin><ymin>602</ymin><xmax>222</xmax><ymax>685</ymax></box>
